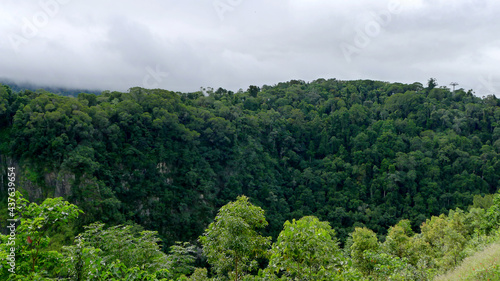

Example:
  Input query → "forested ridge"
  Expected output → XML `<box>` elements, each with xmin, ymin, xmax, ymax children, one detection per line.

<box><xmin>0</xmin><ymin>79</ymin><xmax>101</xmax><ymax>97</ymax></box>
<box><xmin>1</xmin><ymin>79</ymin><xmax>500</xmax><ymax>242</ymax></box>
<box><xmin>1</xmin><ymin>78</ymin><xmax>500</xmax><ymax>279</ymax></box>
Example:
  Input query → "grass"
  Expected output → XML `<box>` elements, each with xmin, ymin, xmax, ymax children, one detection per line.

<box><xmin>434</xmin><ymin>241</ymin><xmax>500</xmax><ymax>281</ymax></box>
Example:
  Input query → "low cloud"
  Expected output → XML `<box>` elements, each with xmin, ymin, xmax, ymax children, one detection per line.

<box><xmin>0</xmin><ymin>0</ymin><xmax>498</xmax><ymax>95</ymax></box>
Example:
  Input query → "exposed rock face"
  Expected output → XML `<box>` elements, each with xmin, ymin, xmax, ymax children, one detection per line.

<box><xmin>1</xmin><ymin>154</ymin><xmax>74</xmax><ymax>201</ymax></box>
<box><xmin>0</xmin><ymin>155</ymin><xmax>41</xmax><ymax>200</ymax></box>
<box><xmin>45</xmin><ymin>172</ymin><xmax>75</xmax><ymax>198</ymax></box>
<box><xmin>17</xmin><ymin>170</ymin><xmax>43</xmax><ymax>201</ymax></box>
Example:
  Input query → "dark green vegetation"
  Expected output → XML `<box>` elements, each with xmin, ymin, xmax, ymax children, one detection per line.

<box><xmin>2</xmin><ymin>192</ymin><xmax>500</xmax><ymax>280</ymax></box>
<box><xmin>1</xmin><ymin>78</ymin><xmax>500</xmax><ymax>279</ymax></box>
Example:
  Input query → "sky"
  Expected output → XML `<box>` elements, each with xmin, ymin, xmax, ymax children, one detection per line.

<box><xmin>0</xmin><ymin>0</ymin><xmax>499</xmax><ymax>96</ymax></box>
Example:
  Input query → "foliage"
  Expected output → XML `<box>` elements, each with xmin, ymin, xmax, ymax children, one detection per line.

<box><xmin>185</xmin><ymin>268</ymin><xmax>208</xmax><ymax>281</ymax></box>
<box><xmin>165</xmin><ymin>242</ymin><xmax>197</xmax><ymax>279</ymax></box>
<box><xmin>363</xmin><ymin>251</ymin><xmax>423</xmax><ymax>280</ymax></box>
<box><xmin>267</xmin><ymin>216</ymin><xmax>342</xmax><ymax>280</ymax></box>
<box><xmin>1</xmin><ymin>79</ymin><xmax>500</xmax><ymax>279</ymax></box>
<box><xmin>1</xmin><ymin>183</ymin><xmax>500</xmax><ymax>280</ymax></box>
<box><xmin>0</xmin><ymin>191</ymin><xmax>82</xmax><ymax>279</ymax></box>
<box><xmin>62</xmin><ymin>221</ymin><xmax>169</xmax><ymax>278</ymax></box>
<box><xmin>350</xmin><ymin>227</ymin><xmax>379</xmax><ymax>275</ymax></box>
<box><xmin>199</xmin><ymin>195</ymin><xmax>271</xmax><ymax>280</ymax></box>
<box><xmin>2</xmin><ymin>80</ymin><xmax>500</xmax><ymax>247</ymax></box>
<box><xmin>382</xmin><ymin>220</ymin><xmax>413</xmax><ymax>259</ymax></box>
<box><xmin>0</xmin><ymin>191</ymin><xmax>178</xmax><ymax>280</ymax></box>
<box><xmin>484</xmin><ymin>191</ymin><xmax>500</xmax><ymax>234</ymax></box>
<box><xmin>420</xmin><ymin>210</ymin><xmax>469</xmax><ymax>269</ymax></box>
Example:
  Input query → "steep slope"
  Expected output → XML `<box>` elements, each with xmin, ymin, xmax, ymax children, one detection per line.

<box><xmin>1</xmin><ymin>79</ymin><xmax>499</xmax><ymax>246</ymax></box>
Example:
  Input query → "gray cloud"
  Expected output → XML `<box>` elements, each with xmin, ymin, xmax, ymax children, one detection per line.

<box><xmin>0</xmin><ymin>0</ymin><xmax>498</xmax><ymax>95</ymax></box>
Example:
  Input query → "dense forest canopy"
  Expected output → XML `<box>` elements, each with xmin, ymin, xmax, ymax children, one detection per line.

<box><xmin>1</xmin><ymin>78</ymin><xmax>500</xmax><ymax>249</ymax></box>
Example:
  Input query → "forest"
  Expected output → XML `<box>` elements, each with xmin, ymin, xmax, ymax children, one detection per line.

<box><xmin>1</xmin><ymin>78</ymin><xmax>500</xmax><ymax>280</ymax></box>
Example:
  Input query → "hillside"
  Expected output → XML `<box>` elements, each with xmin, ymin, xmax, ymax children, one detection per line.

<box><xmin>0</xmin><ymin>78</ymin><xmax>102</xmax><ymax>97</ymax></box>
<box><xmin>1</xmin><ymin>78</ymin><xmax>500</xmax><ymax>279</ymax></box>
<box><xmin>1</xmin><ymin>78</ymin><xmax>500</xmax><ymax>246</ymax></box>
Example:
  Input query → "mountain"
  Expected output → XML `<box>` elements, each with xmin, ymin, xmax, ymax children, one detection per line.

<box><xmin>1</xmin><ymin>78</ymin><xmax>500</xmax><ymax>279</ymax></box>
<box><xmin>1</xmin><ymin>78</ymin><xmax>500</xmax><ymax>244</ymax></box>
<box><xmin>0</xmin><ymin>78</ymin><xmax>101</xmax><ymax>97</ymax></box>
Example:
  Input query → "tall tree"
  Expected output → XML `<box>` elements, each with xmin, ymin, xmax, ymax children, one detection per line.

<box><xmin>199</xmin><ymin>195</ymin><xmax>271</xmax><ymax>280</ymax></box>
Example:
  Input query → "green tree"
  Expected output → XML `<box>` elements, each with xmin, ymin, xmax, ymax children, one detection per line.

<box><xmin>199</xmin><ymin>195</ymin><xmax>271</xmax><ymax>280</ymax></box>
<box><xmin>420</xmin><ymin>210</ymin><xmax>468</xmax><ymax>269</ymax></box>
<box><xmin>350</xmin><ymin>227</ymin><xmax>379</xmax><ymax>275</ymax></box>
<box><xmin>0</xmin><ymin>191</ymin><xmax>82</xmax><ymax>279</ymax></box>
<box><xmin>186</xmin><ymin>268</ymin><xmax>209</xmax><ymax>281</ymax></box>
<box><xmin>63</xmin><ymin>222</ymin><xmax>169</xmax><ymax>277</ymax></box>
<box><xmin>484</xmin><ymin>190</ymin><xmax>500</xmax><ymax>233</ymax></box>
<box><xmin>165</xmin><ymin>242</ymin><xmax>197</xmax><ymax>279</ymax></box>
<box><xmin>267</xmin><ymin>216</ymin><xmax>342</xmax><ymax>280</ymax></box>
<box><xmin>383</xmin><ymin>219</ymin><xmax>413</xmax><ymax>259</ymax></box>
<box><xmin>0</xmin><ymin>84</ymin><xmax>15</xmax><ymax>126</ymax></box>
<box><xmin>247</xmin><ymin>86</ymin><xmax>260</xmax><ymax>98</ymax></box>
<box><xmin>427</xmin><ymin>78</ymin><xmax>437</xmax><ymax>91</ymax></box>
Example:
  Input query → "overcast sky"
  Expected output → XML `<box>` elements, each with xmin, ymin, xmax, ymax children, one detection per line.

<box><xmin>1</xmin><ymin>0</ymin><xmax>499</xmax><ymax>96</ymax></box>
